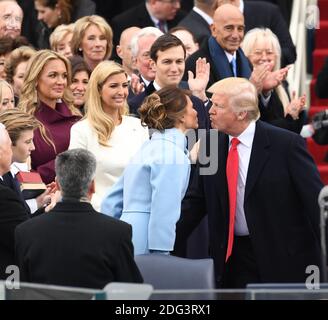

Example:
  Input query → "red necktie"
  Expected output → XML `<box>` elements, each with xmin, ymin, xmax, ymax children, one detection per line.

<box><xmin>226</xmin><ymin>137</ymin><xmax>240</xmax><ymax>261</ymax></box>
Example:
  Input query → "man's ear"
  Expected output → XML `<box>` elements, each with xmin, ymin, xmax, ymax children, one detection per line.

<box><xmin>150</xmin><ymin>59</ymin><xmax>156</xmax><ymax>72</ymax></box>
<box><xmin>210</xmin><ymin>23</ymin><xmax>216</xmax><ymax>37</ymax></box>
<box><xmin>89</xmin><ymin>179</ymin><xmax>95</xmax><ymax>195</ymax></box>
<box><xmin>55</xmin><ymin>177</ymin><xmax>61</xmax><ymax>191</ymax></box>
<box><xmin>116</xmin><ymin>45</ymin><xmax>123</xmax><ymax>59</ymax></box>
<box><xmin>237</xmin><ymin>110</ymin><xmax>247</xmax><ymax>120</ymax></box>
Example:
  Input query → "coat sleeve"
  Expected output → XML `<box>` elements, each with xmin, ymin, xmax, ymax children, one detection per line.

<box><xmin>69</xmin><ymin>122</ymin><xmax>88</xmax><ymax>149</ymax></box>
<box><xmin>114</xmin><ymin>224</ymin><xmax>143</xmax><ymax>283</ymax></box>
<box><xmin>147</xmin><ymin>153</ymin><xmax>190</xmax><ymax>252</ymax></box>
<box><xmin>100</xmin><ymin>175</ymin><xmax>124</xmax><ymax>219</ymax></box>
<box><xmin>288</xmin><ymin>134</ymin><xmax>324</xmax><ymax>241</ymax></box>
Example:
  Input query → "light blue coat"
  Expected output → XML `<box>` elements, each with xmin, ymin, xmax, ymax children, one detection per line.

<box><xmin>101</xmin><ymin>128</ymin><xmax>191</xmax><ymax>255</ymax></box>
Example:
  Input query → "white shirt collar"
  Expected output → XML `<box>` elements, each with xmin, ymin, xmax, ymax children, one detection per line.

<box><xmin>229</xmin><ymin>120</ymin><xmax>256</xmax><ymax>148</ymax></box>
<box><xmin>10</xmin><ymin>162</ymin><xmax>28</xmax><ymax>177</ymax></box>
<box><xmin>153</xmin><ymin>80</ymin><xmax>161</xmax><ymax>91</ymax></box>
<box><xmin>239</xmin><ymin>0</ymin><xmax>244</xmax><ymax>13</ymax></box>
<box><xmin>225</xmin><ymin>51</ymin><xmax>237</xmax><ymax>63</ymax></box>
<box><xmin>140</xmin><ymin>75</ymin><xmax>151</xmax><ymax>87</ymax></box>
<box><xmin>193</xmin><ymin>6</ymin><xmax>213</xmax><ymax>25</ymax></box>
<box><xmin>146</xmin><ymin>2</ymin><xmax>167</xmax><ymax>31</ymax></box>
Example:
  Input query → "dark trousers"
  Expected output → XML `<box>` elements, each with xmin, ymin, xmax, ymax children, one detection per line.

<box><xmin>221</xmin><ymin>236</ymin><xmax>261</xmax><ymax>288</ymax></box>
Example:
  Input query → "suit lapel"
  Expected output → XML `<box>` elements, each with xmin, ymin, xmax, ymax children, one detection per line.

<box><xmin>245</xmin><ymin>121</ymin><xmax>270</xmax><ymax>201</ymax></box>
<box><xmin>214</xmin><ymin>132</ymin><xmax>229</xmax><ymax>215</ymax></box>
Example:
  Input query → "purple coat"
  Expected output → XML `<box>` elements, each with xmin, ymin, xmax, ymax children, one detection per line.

<box><xmin>31</xmin><ymin>101</ymin><xmax>81</xmax><ymax>184</ymax></box>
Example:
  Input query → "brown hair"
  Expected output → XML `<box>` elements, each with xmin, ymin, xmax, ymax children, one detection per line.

<box><xmin>139</xmin><ymin>86</ymin><xmax>190</xmax><ymax>130</ymax></box>
<box><xmin>35</xmin><ymin>0</ymin><xmax>72</xmax><ymax>25</ymax></box>
<box><xmin>150</xmin><ymin>33</ymin><xmax>186</xmax><ymax>62</ymax></box>
<box><xmin>0</xmin><ymin>108</ymin><xmax>39</xmax><ymax>145</ymax></box>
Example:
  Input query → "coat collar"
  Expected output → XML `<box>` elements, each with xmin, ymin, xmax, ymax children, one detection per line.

<box><xmin>244</xmin><ymin>120</ymin><xmax>270</xmax><ymax>201</ymax></box>
<box><xmin>151</xmin><ymin>128</ymin><xmax>188</xmax><ymax>154</ymax></box>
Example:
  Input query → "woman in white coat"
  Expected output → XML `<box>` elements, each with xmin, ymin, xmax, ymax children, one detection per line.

<box><xmin>69</xmin><ymin>61</ymin><xmax>148</xmax><ymax>210</ymax></box>
<box><xmin>101</xmin><ymin>86</ymin><xmax>198</xmax><ymax>255</ymax></box>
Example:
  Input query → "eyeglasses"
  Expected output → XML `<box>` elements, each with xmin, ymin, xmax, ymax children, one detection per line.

<box><xmin>251</xmin><ymin>50</ymin><xmax>276</xmax><ymax>58</ymax></box>
<box><xmin>0</xmin><ymin>14</ymin><xmax>22</xmax><ymax>24</ymax></box>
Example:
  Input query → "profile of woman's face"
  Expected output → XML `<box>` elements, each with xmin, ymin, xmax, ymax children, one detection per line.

<box><xmin>13</xmin><ymin>60</ymin><xmax>28</xmax><ymax>96</ymax></box>
<box><xmin>181</xmin><ymin>95</ymin><xmax>198</xmax><ymax>130</ymax></box>
<box><xmin>248</xmin><ymin>37</ymin><xmax>276</xmax><ymax>71</ymax></box>
<box><xmin>34</xmin><ymin>0</ymin><xmax>60</xmax><ymax>28</ymax></box>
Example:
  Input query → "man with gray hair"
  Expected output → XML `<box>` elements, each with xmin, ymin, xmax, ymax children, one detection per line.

<box><xmin>175</xmin><ymin>77</ymin><xmax>323</xmax><ymax>288</ymax></box>
<box><xmin>15</xmin><ymin>148</ymin><xmax>142</xmax><ymax>289</ymax></box>
<box><xmin>0</xmin><ymin>0</ymin><xmax>23</xmax><ymax>39</ymax></box>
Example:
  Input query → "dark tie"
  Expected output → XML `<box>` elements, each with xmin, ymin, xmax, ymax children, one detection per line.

<box><xmin>226</xmin><ymin>137</ymin><xmax>240</xmax><ymax>261</ymax></box>
<box><xmin>157</xmin><ymin>20</ymin><xmax>166</xmax><ymax>33</ymax></box>
<box><xmin>230</xmin><ymin>57</ymin><xmax>237</xmax><ymax>77</ymax></box>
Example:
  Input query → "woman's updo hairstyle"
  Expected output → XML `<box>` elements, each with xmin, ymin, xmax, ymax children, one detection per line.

<box><xmin>139</xmin><ymin>86</ymin><xmax>191</xmax><ymax>130</ymax></box>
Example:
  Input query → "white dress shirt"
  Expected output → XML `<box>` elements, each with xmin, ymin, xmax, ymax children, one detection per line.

<box><xmin>228</xmin><ymin>121</ymin><xmax>255</xmax><ymax>236</ymax></box>
<box><xmin>193</xmin><ymin>6</ymin><xmax>213</xmax><ymax>25</ymax></box>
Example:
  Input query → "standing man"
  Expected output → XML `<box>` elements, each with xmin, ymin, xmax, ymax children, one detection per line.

<box><xmin>15</xmin><ymin>149</ymin><xmax>143</xmax><ymax>289</ymax></box>
<box><xmin>174</xmin><ymin>77</ymin><xmax>323</xmax><ymax>287</ymax></box>
<box><xmin>111</xmin><ymin>0</ymin><xmax>185</xmax><ymax>47</ymax></box>
<box><xmin>129</xmin><ymin>33</ymin><xmax>210</xmax><ymax>130</ymax></box>
<box><xmin>0</xmin><ymin>122</ymin><xmax>28</xmax><ymax>280</ymax></box>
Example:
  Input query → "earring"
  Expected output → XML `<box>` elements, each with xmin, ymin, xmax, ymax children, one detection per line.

<box><xmin>78</xmin><ymin>48</ymin><xmax>82</xmax><ymax>52</ymax></box>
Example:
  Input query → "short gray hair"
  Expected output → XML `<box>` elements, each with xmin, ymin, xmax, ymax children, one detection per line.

<box><xmin>130</xmin><ymin>27</ymin><xmax>163</xmax><ymax>58</ymax></box>
<box><xmin>55</xmin><ymin>148</ymin><xmax>96</xmax><ymax>199</ymax></box>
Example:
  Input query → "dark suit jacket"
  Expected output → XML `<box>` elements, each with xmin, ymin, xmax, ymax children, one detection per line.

<box><xmin>178</xmin><ymin>9</ymin><xmax>211</xmax><ymax>47</ymax></box>
<box><xmin>184</xmin><ymin>39</ymin><xmax>252</xmax><ymax>89</ymax></box>
<box><xmin>15</xmin><ymin>200</ymin><xmax>143</xmax><ymax>289</ymax></box>
<box><xmin>111</xmin><ymin>2</ymin><xmax>185</xmax><ymax>46</ymax></box>
<box><xmin>244</xmin><ymin>1</ymin><xmax>296</xmax><ymax>67</ymax></box>
<box><xmin>128</xmin><ymin>81</ymin><xmax>210</xmax><ymax>130</ymax></box>
<box><xmin>174</xmin><ymin>121</ymin><xmax>323</xmax><ymax>285</ymax></box>
<box><xmin>261</xmin><ymin>90</ymin><xmax>305</xmax><ymax>134</ymax></box>
<box><xmin>315</xmin><ymin>57</ymin><xmax>328</xmax><ymax>99</ymax></box>
<box><xmin>0</xmin><ymin>180</ymin><xmax>29</xmax><ymax>280</ymax></box>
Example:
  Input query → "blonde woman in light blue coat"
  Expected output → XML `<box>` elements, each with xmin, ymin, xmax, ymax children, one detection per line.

<box><xmin>101</xmin><ymin>86</ymin><xmax>198</xmax><ymax>255</ymax></box>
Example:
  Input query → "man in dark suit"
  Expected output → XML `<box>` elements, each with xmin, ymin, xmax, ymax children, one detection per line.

<box><xmin>129</xmin><ymin>33</ymin><xmax>210</xmax><ymax>130</ymax></box>
<box><xmin>214</xmin><ymin>0</ymin><xmax>296</xmax><ymax>67</ymax></box>
<box><xmin>174</xmin><ymin>77</ymin><xmax>323</xmax><ymax>288</ymax></box>
<box><xmin>15</xmin><ymin>149</ymin><xmax>143</xmax><ymax>289</ymax></box>
<box><xmin>111</xmin><ymin>0</ymin><xmax>185</xmax><ymax>47</ymax></box>
<box><xmin>178</xmin><ymin>0</ymin><xmax>216</xmax><ymax>46</ymax></box>
<box><xmin>184</xmin><ymin>4</ymin><xmax>252</xmax><ymax>89</ymax></box>
<box><xmin>0</xmin><ymin>123</ymin><xmax>28</xmax><ymax>280</ymax></box>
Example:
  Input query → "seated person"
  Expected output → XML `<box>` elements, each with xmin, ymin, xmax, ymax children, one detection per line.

<box><xmin>15</xmin><ymin>148</ymin><xmax>143</xmax><ymax>289</ymax></box>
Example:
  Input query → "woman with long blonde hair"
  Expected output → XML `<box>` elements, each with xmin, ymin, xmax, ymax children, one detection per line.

<box><xmin>69</xmin><ymin>60</ymin><xmax>148</xmax><ymax>210</ymax></box>
<box><xmin>18</xmin><ymin>49</ymin><xmax>81</xmax><ymax>183</ymax></box>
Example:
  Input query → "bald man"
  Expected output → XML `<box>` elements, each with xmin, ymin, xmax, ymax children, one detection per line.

<box><xmin>0</xmin><ymin>0</ymin><xmax>23</xmax><ymax>39</ymax></box>
<box><xmin>215</xmin><ymin>0</ymin><xmax>296</xmax><ymax>66</ymax></box>
<box><xmin>183</xmin><ymin>4</ymin><xmax>252</xmax><ymax>88</ymax></box>
<box><xmin>0</xmin><ymin>123</ymin><xmax>28</xmax><ymax>279</ymax></box>
<box><xmin>174</xmin><ymin>77</ymin><xmax>323</xmax><ymax>288</ymax></box>
<box><xmin>116</xmin><ymin>26</ymin><xmax>141</xmax><ymax>78</ymax></box>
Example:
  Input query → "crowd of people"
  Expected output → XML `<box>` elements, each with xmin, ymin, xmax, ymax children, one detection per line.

<box><xmin>0</xmin><ymin>0</ymin><xmax>324</xmax><ymax>291</ymax></box>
